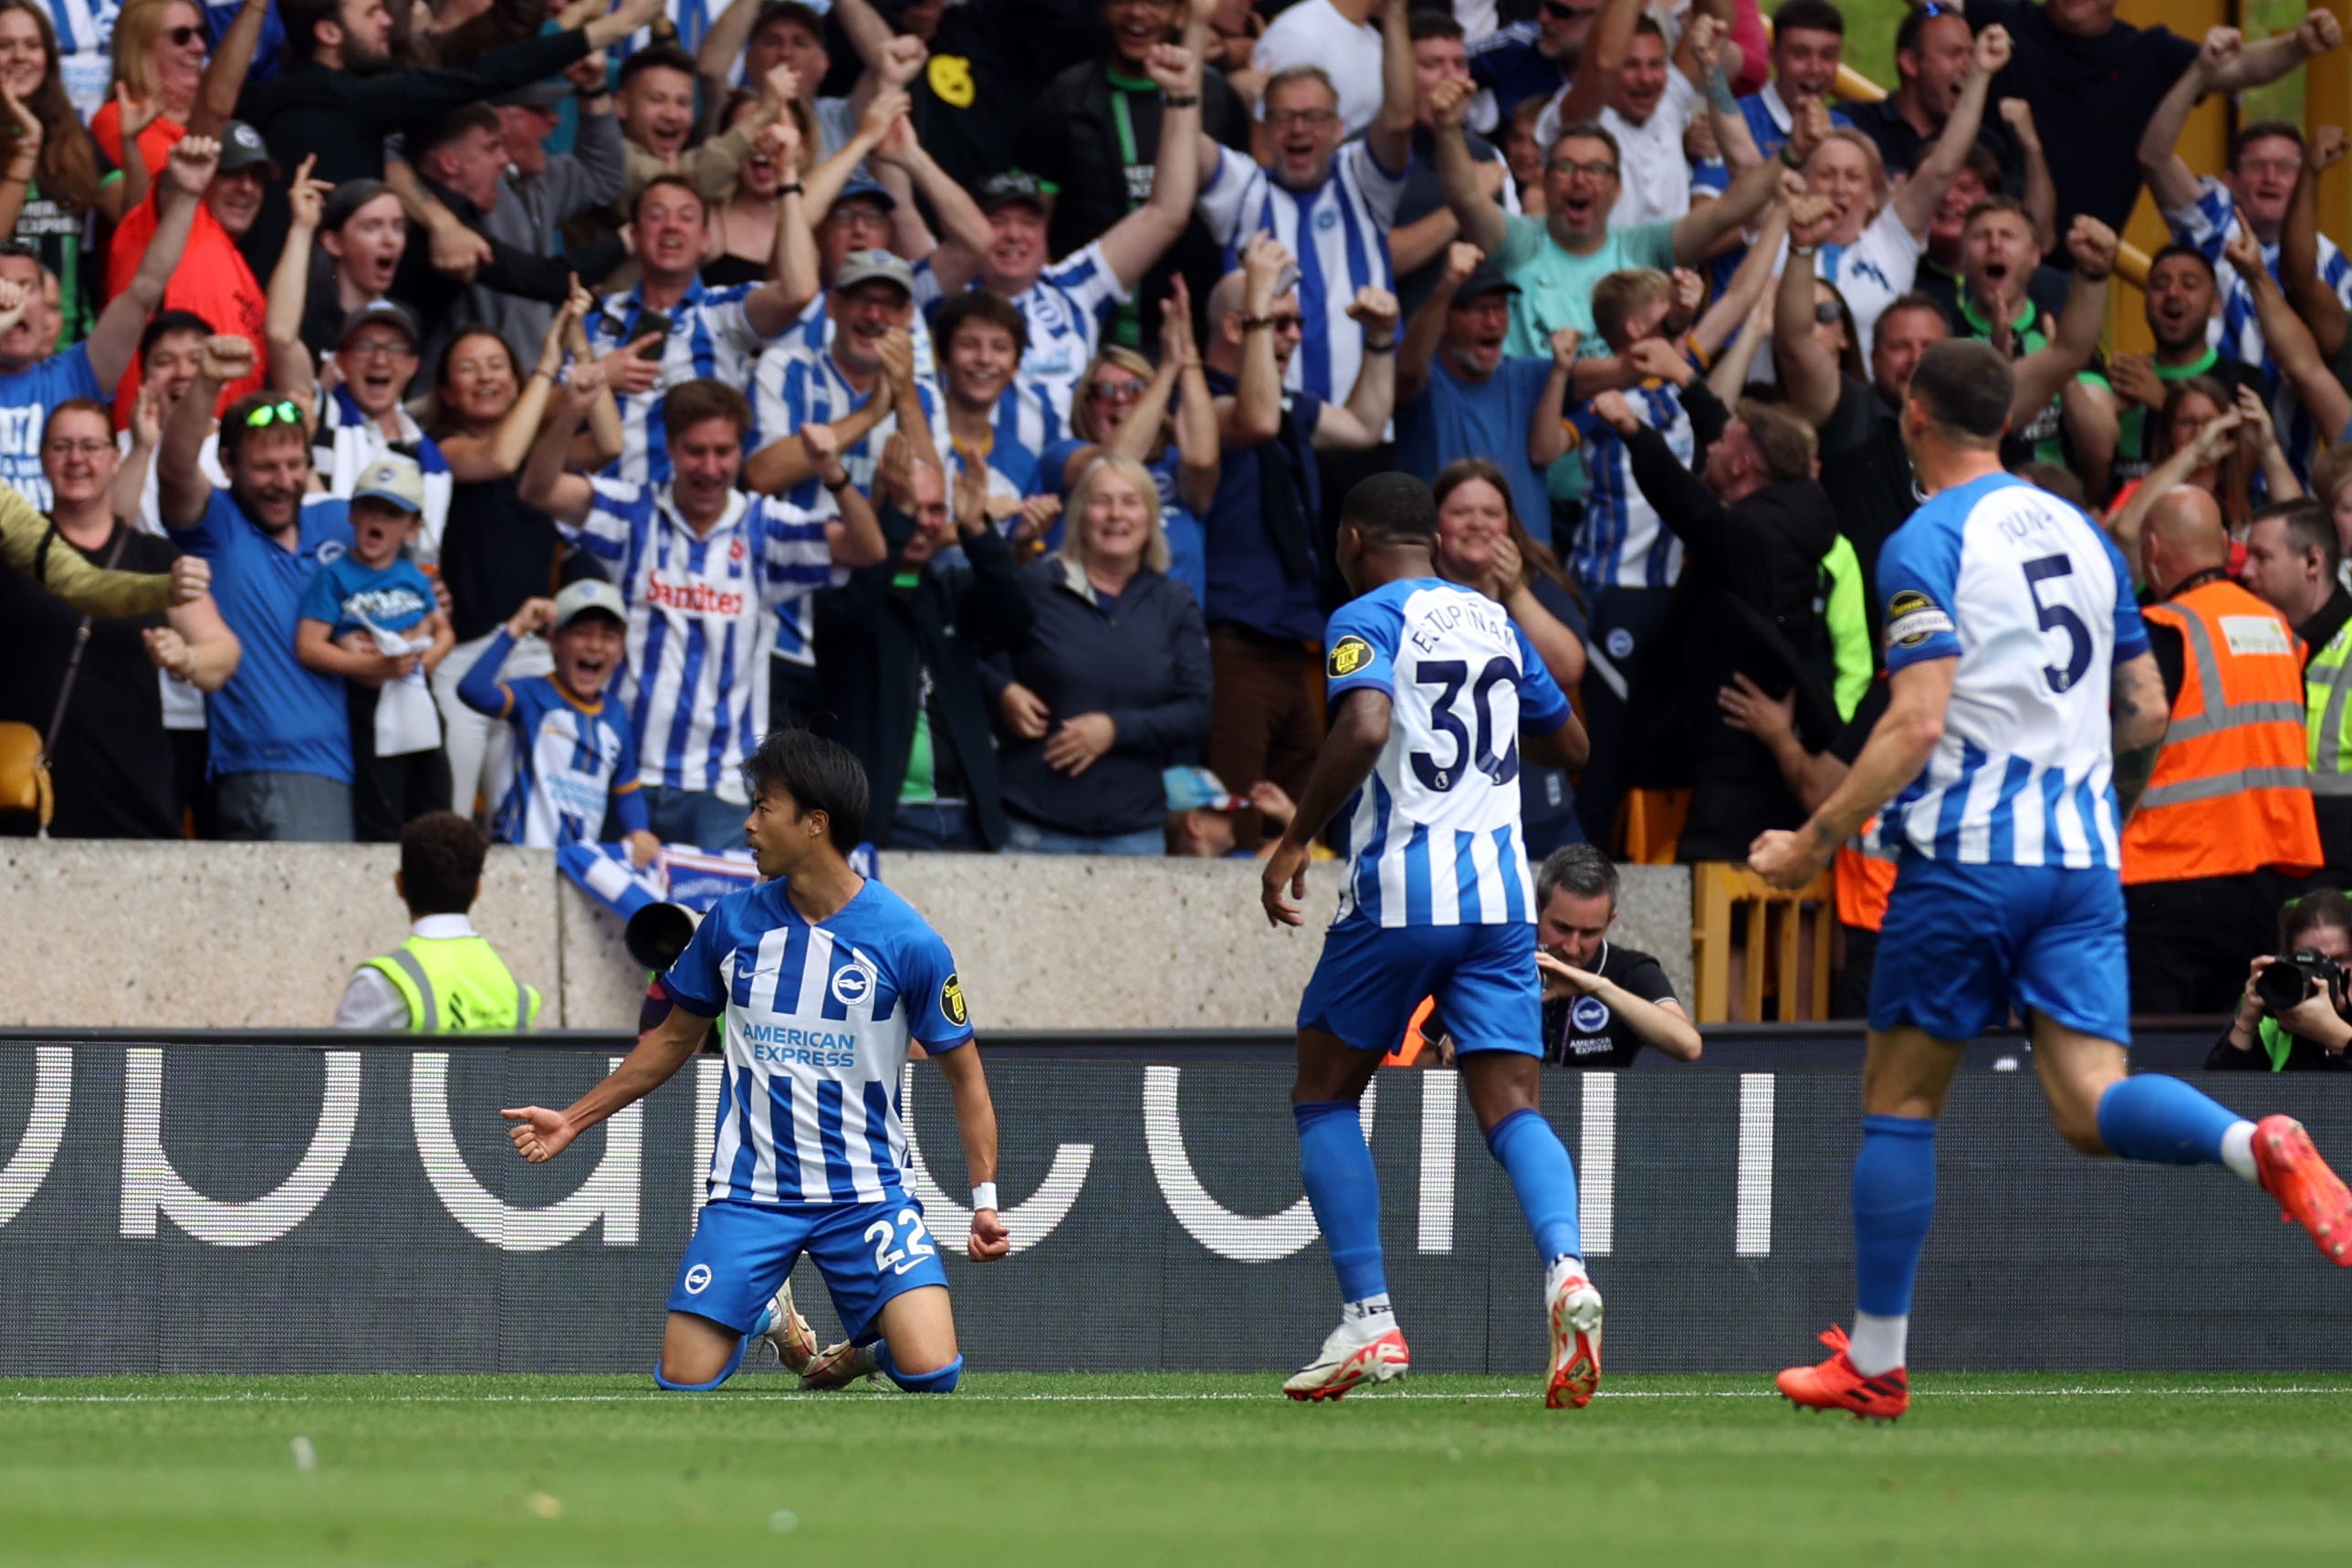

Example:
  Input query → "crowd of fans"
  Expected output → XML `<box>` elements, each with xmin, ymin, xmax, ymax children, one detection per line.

<box><xmin>7</xmin><ymin>0</ymin><xmax>2352</xmax><ymax>1023</ymax></box>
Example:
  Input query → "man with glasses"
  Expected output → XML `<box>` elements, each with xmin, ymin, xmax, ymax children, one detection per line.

<box><xmin>1252</xmin><ymin>0</ymin><xmax>1386</xmax><ymax>136</ymax></box>
<box><xmin>0</xmin><ymin>134</ymin><xmax>213</xmax><ymax>511</ymax></box>
<box><xmin>159</xmin><ymin>336</ymin><xmax>358</xmax><ymax>842</ymax></box>
<box><xmin>1193</xmin><ymin>0</ymin><xmax>1413</xmax><ymax>408</ymax></box>
<box><xmin>308</xmin><ymin>302</ymin><xmax>455</xmax><ymax>568</ymax></box>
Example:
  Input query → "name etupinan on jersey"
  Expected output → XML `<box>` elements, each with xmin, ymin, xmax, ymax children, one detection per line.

<box><xmin>1407</xmin><ymin>595</ymin><xmax>1512</xmax><ymax>654</ymax></box>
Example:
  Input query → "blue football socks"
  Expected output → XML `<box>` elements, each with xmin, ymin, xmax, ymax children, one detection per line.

<box><xmin>1853</xmin><ymin>1113</ymin><xmax>1938</xmax><ymax>1319</ymax></box>
<box><xmin>1295</xmin><ymin>1100</ymin><xmax>1388</xmax><ymax>1305</ymax></box>
<box><xmin>2095</xmin><ymin>1074</ymin><xmax>2253</xmax><ymax>1174</ymax></box>
<box><xmin>1485</xmin><ymin>1108</ymin><xmax>1583</xmax><ymax>1265</ymax></box>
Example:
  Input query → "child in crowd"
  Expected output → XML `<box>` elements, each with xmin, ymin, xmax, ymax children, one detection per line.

<box><xmin>294</xmin><ymin>455</ymin><xmax>454</xmax><ymax>841</ymax></box>
<box><xmin>458</xmin><ymin>579</ymin><xmax>659</xmax><ymax>864</ymax></box>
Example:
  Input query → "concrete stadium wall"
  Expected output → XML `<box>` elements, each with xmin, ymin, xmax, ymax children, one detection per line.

<box><xmin>1</xmin><ymin>842</ymin><xmax>1693</xmax><ymax>1031</ymax></box>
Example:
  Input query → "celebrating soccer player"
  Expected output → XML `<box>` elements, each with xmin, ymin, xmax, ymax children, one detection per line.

<box><xmin>502</xmin><ymin>729</ymin><xmax>1010</xmax><ymax>1393</ymax></box>
<box><xmin>1260</xmin><ymin>473</ymin><xmax>1597</xmax><ymax>1406</ymax></box>
<box><xmin>1750</xmin><ymin>340</ymin><xmax>2352</xmax><ymax>1422</ymax></box>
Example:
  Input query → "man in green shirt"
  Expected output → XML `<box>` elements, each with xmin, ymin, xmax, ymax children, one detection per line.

<box><xmin>2106</xmin><ymin>244</ymin><xmax>2269</xmax><ymax>489</ymax></box>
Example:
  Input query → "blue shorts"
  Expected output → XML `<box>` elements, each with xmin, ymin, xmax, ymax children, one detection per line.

<box><xmin>667</xmin><ymin>1194</ymin><xmax>950</xmax><ymax>1342</ymax></box>
<box><xmin>1868</xmin><ymin>856</ymin><xmax>2131</xmax><ymax>1046</ymax></box>
<box><xmin>1299</xmin><ymin>915</ymin><xmax>1541</xmax><ymax>1055</ymax></box>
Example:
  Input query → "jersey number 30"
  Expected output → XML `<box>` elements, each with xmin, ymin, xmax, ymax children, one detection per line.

<box><xmin>864</xmin><ymin>1208</ymin><xmax>939</xmax><ymax>1277</ymax></box>
<box><xmin>1411</xmin><ymin>657</ymin><xmax>1520</xmax><ymax>791</ymax></box>
<box><xmin>2023</xmin><ymin>555</ymin><xmax>2092</xmax><ymax>694</ymax></box>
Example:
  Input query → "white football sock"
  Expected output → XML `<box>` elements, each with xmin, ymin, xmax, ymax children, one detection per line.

<box><xmin>1544</xmin><ymin>1254</ymin><xmax>1588</xmax><ymax>1294</ymax></box>
<box><xmin>2221</xmin><ymin>1120</ymin><xmax>2260</xmax><ymax>1184</ymax></box>
<box><xmin>1848</xmin><ymin>1312</ymin><xmax>1908</xmax><ymax>1376</ymax></box>
<box><xmin>1343</xmin><ymin>1292</ymin><xmax>1393</xmax><ymax>1321</ymax></box>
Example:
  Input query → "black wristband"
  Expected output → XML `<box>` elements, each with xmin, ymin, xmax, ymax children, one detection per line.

<box><xmin>778</xmin><ymin>183</ymin><xmax>806</xmax><ymax>196</ymax></box>
<box><xmin>1164</xmin><ymin>92</ymin><xmax>1200</xmax><ymax>109</ymax></box>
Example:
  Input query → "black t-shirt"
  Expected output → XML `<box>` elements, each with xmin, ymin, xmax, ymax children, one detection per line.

<box><xmin>0</xmin><ymin>522</ymin><xmax>181</xmax><ymax>838</ymax></box>
<box><xmin>1844</xmin><ymin>99</ymin><xmax>2027</xmax><ymax>207</ymax></box>
<box><xmin>1537</xmin><ymin>941</ymin><xmax>1679</xmax><ymax>1068</ymax></box>
<box><xmin>440</xmin><ymin>474</ymin><xmax>561</xmax><ymax>643</ymax></box>
<box><xmin>1817</xmin><ymin>378</ymin><xmax>1918</xmax><ymax>653</ymax></box>
<box><xmin>1393</xmin><ymin>124</ymin><xmax>1507</xmax><ymax>322</ymax></box>
<box><xmin>1831</xmin><ymin>677</ymin><xmax>1891</xmax><ymax>768</ymax></box>
<box><xmin>905</xmin><ymin>1</ymin><xmax>1098</xmax><ymax>199</ymax></box>
<box><xmin>1968</xmin><ymin>0</ymin><xmax>2199</xmax><ymax>243</ymax></box>
<box><xmin>1519</xmin><ymin>572</ymin><xmax>1586</xmax><ymax>848</ymax></box>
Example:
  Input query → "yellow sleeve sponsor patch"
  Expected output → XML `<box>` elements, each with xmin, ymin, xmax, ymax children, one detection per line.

<box><xmin>1327</xmin><ymin>634</ymin><xmax>1375</xmax><ymax>679</ymax></box>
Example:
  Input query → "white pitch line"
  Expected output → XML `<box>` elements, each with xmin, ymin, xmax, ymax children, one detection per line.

<box><xmin>2</xmin><ymin>1385</ymin><xmax>2348</xmax><ymax>1405</ymax></box>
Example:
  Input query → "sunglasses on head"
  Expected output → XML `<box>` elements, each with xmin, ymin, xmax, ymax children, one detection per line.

<box><xmin>242</xmin><ymin>400</ymin><xmax>303</xmax><ymax>429</ymax></box>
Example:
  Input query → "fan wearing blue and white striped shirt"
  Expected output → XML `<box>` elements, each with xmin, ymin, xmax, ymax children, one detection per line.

<box><xmin>920</xmin><ymin>41</ymin><xmax>1206</xmax><ymax>420</ymax></box>
<box><xmin>1191</xmin><ymin>0</ymin><xmax>1415</xmax><ymax>404</ymax></box>
<box><xmin>583</xmin><ymin>173</ymin><xmax>817</xmax><ymax>487</ymax></box>
<box><xmin>519</xmin><ymin>376</ymin><xmax>891</xmax><ymax>852</ymax></box>
<box><xmin>1751</xmin><ymin>338</ymin><xmax>2352</xmax><ymax>1420</ymax></box>
<box><xmin>502</xmin><ymin>727</ymin><xmax>1009</xmax><ymax>1396</ymax></box>
<box><xmin>933</xmin><ymin>290</ymin><xmax>1063</xmax><ymax>537</ymax></box>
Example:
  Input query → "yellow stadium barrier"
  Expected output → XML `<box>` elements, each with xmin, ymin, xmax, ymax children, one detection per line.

<box><xmin>1690</xmin><ymin>862</ymin><xmax>1835</xmax><ymax>1023</ymax></box>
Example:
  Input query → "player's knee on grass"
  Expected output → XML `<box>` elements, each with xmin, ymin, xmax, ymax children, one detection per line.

<box><xmin>878</xmin><ymin>1343</ymin><xmax>964</xmax><ymax>1393</ymax></box>
<box><xmin>653</xmin><ymin>1312</ymin><xmax>747</xmax><ymax>1391</ymax></box>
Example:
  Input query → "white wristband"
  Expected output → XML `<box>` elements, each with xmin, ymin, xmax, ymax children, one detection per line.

<box><xmin>971</xmin><ymin>1183</ymin><xmax>998</xmax><ymax>1213</ymax></box>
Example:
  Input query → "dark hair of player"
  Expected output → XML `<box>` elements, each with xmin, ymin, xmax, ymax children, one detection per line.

<box><xmin>742</xmin><ymin>729</ymin><xmax>871</xmax><ymax>854</ymax></box>
<box><xmin>401</xmin><ymin>812</ymin><xmax>489</xmax><ymax>915</ymax></box>
<box><xmin>1908</xmin><ymin>340</ymin><xmax>2012</xmax><ymax>445</ymax></box>
<box><xmin>1340</xmin><ymin>472</ymin><xmax>1439</xmax><ymax>549</ymax></box>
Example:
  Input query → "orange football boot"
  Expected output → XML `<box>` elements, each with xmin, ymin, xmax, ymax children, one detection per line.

<box><xmin>2253</xmin><ymin>1115</ymin><xmax>2352</xmax><ymax>1266</ymax></box>
<box><xmin>1776</xmin><ymin>1324</ymin><xmax>1909</xmax><ymax>1422</ymax></box>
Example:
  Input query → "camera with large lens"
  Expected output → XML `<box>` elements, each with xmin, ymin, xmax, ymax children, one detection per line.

<box><xmin>2256</xmin><ymin>948</ymin><xmax>2345</xmax><ymax>1013</ymax></box>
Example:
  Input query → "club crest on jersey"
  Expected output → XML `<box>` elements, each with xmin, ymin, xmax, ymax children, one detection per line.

<box><xmin>830</xmin><ymin>961</ymin><xmax>877</xmax><ymax>1008</ymax></box>
<box><xmin>729</xmin><ymin>536</ymin><xmax>747</xmax><ymax>563</ymax></box>
<box><xmin>941</xmin><ymin>973</ymin><xmax>968</xmax><ymax>1027</ymax></box>
<box><xmin>1886</xmin><ymin>589</ymin><xmax>1953</xmax><ymax>650</ymax></box>
<box><xmin>1328</xmin><ymin>635</ymin><xmax>1375</xmax><ymax>678</ymax></box>
<box><xmin>1571</xmin><ymin>997</ymin><xmax>1611</xmax><ymax>1034</ymax></box>
<box><xmin>684</xmin><ymin>1263</ymin><xmax>712</xmax><ymax>1295</ymax></box>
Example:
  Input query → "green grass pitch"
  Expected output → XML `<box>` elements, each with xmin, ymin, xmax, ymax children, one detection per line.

<box><xmin>5</xmin><ymin>1372</ymin><xmax>2349</xmax><ymax>1566</ymax></box>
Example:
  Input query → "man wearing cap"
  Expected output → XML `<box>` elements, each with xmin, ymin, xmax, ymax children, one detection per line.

<box><xmin>1164</xmin><ymin>765</ymin><xmax>1301</xmax><ymax>859</ymax></box>
<box><xmin>922</xmin><ymin>40</ymin><xmax>1203</xmax><ymax>418</ymax></box>
<box><xmin>295</xmin><ymin>452</ymin><xmax>455</xmax><ymax>841</ymax></box>
<box><xmin>471</xmin><ymin>61</ymin><xmax>630</xmax><ymax>367</ymax></box>
<box><xmin>1396</xmin><ymin>240</ymin><xmax>1577</xmax><ymax>541</ymax></box>
<box><xmin>582</xmin><ymin>172</ymin><xmax>818</xmax><ymax>488</ymax></box>
<box><xmin>299</xmin><ymin>300</ymin><xmax>456</xmax><ymax>565</ymax></box>
<box><xmin>106</xmin><ymin>121</ymin><xmax>280</xmax><ymax>423</ymax></box>
<box><xmin>160</xmin><ymin>333</ymin><xmax>359</xmax><ymax>841</ymax></box>
<box><xmin>335</xmin><ymin>810</ymin><xmax>545</xmax><ymax>1032</ymax></box>
<box><xmin>2</xmin><ymin>135</ymin><xmax>216</xmax><ymax>510</ymax></box>
<box><xmin>747</xmin><ymin>247</ymin><xmax>942</xmax><ymax>717</ymax></box>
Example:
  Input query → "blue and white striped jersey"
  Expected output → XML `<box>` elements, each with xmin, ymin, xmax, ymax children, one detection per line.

<box><xmin>585</xmin><ymin>278</ymin><xmax>782</xmax><ymax>486</ymax></box>
<box><xmin>1870</xmin><ymin>473</ymin><xmax>2151</xmax><ymax>868</ymax></box>
<box><xmin>749</xmin><ymin>342</ymin><xmax>944</xmax><ymax>667</ymax></box>
<box><xmin>783</xmin><ymin>277</ymin><xmax>941</xmax><ymax>380</ymax></box>
<box><xmin>1197</xmin><ymin>141</ymin><xmax>1407</xmax><ymax>402</ymax></box>
<box><xmin>664</xmin><ymin>875</ymin><xmax>971</xmax><ymax>1207</ymax></box>
<box><xmin>2167</xmin><ymin>175</ymin><xmax>2352</xmax><ymax>481</ymax></box>
<box><xmin>486</xmin><ymin>678</ymin><xmax>643</xmax><ymax>849</ymax></box>
<box><xmin>1005</xmin><ymin>244</ymin><xmax>1128</xmax><ymax>419</ymax></box>
<box><xmin>1568</xmin><ymin>381</ymin><xmax>1694</xmax><ymax>595</ymax></box>
<box><xmin>1323</xmin><ymin>578</ymin><xmax>1572</xmax><ymax>927</ymax></box>
<box><xmin>560</xmin><ymin>479</ymin><xmax>844</xmax><ymax>795</ymax></box>
<box><xmin>315</xmin><ymin>388</ymin><xmax>455</xmax><ymax>564</ymax></box>
<box><xmin>945</xmin><ymin>378</ymin><xmax>1064</xmax><ymax>508</ymax></box>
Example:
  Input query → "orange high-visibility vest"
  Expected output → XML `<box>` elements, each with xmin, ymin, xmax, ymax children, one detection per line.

<box><xmin>2123</xmin><ymin>579</ymin><xmax>2320</xmax><ymax>885</ymax></box>
<box><xmin>1834</xmin><ymin>824</ymin><xmax>1897</xmax><ymax>932</ymax></box>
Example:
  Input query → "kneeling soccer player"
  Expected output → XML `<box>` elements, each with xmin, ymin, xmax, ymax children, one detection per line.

<box><xmin>504</xmin><ymin>729</ymin><xmax>1010</xmax><ymax>1392</ymax></box>
<box><xmin>1261</xmin><ymin>474</ymin><xmax>1599</xmax><ymax>1407</ymax></box>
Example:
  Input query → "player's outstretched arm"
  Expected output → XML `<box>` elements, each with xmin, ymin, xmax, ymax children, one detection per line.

<box><xmin>931</xmin><ymin>1042</ymin><xmax>1009</xmax><ymax>1261</ymax></box>
<box><xmin>1523</xmin><ymin>711</ymin><xmax>1589</xmax><ymax>770</ymax></box>
<box><xmin>1749</xmin><ymin>657</ymin><xmax>1955</xmax><ymax>890</ymax></box>
<box><xmin>502</xmin><ymin>1006</ymin><xmax>711</xmax><ymax>1163</ymax></box>
<box><xmin>2109</xmin><ymin>651</ymin><xmax>2170</xmax><ymax>823</ymax></box>
<box><xmin>1262</xmin><ymin>690</ymin><xmax>1393</xmax><ymax>927</ymax></box>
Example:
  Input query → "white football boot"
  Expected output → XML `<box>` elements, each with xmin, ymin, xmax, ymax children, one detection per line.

<box><xmin>757</xmin><ymin>1279</ymin><xmax>819</xmax><ymax>1375</ymax></box>
<box><xmin>1281</xmin><ymin>1310</ymin><xmax>1410</xmax><ymax>1402</ymax></box>
<box><xmin>1543</xmin><ymin>1260</ymin><xmax>1604</xmax><ymax>1410</ymax></box>
<box><xmin>800</xmin><ymin>1339</ymin><xmax>883</xmax><ymax>1391</ymax></box>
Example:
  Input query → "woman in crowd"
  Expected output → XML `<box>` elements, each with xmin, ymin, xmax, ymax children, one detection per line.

<box><xmin>428</xmin><ymin>285</ymin><xmax>623</xmax><ymax>820</ymax></box>
<box><xmin>0</xmin><ymin>0</ymin><xmax>150</xmax><ymax>343</ymax></box>
<box><xmin>1432</xmin><ymin>456</ymin><xmax>1588</xmax><ymax>857</ymax></box>
<box><xmin>91</xmin><ymin>0</ymin><xmax>202</xmax><ymax>170</ymax></box>
<box><xmin>2109</xmin><ymin>381</ymin><xmax>2299</xmax><ymax>564</ymax></box>
<box><xmin>993</xmin><ymin>451</ymin><xmax>1210</xmax><ymax>856</ymax></box>
<box><xmin>703</xmin><ymin>90</ymin><xmax>811</xmax><ymax>287</ymax></box>
<box><xmin>1050</xmin><ymin>278</ymin><xmax>1218</xmax><ymax>604</ymax></box>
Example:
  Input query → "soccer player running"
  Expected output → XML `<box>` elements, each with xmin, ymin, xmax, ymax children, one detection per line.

<box><xmin>1263</xmin><ymin>473</ymin><xmax>1594</xmax><ymax>1406</ymax></box>
<box><xmin>1751</xmin><ymin>340</ymin><xmax>2352</xmax><ymax>1423</ymax></box>
<box><xmin>503</xmin><ymin>729</ymin><xmax>1010</xmax><ymax>1394</ymax></box>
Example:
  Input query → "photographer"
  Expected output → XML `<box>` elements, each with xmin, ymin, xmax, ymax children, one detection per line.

<box><xmin>2210</xmin><ymin>890</ymin><xmax>2352</xmax><ymax>1072</ymax></box>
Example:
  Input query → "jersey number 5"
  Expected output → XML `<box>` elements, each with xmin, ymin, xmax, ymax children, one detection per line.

<box><xmin>2023</xmin><ymin>555</ymin><xmax>2092</xmax><ymax>694</ymax></box>
<box><xmin>1410</xmin><ymin>657</ymin><xmax>1520</xmax><ymax>791</ymax></box>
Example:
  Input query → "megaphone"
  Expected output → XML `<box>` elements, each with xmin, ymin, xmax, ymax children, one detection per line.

<box><xmin>623</xmin><ymin>901</ymin><xmax>700</xmax><ymax>972</ymax></box>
